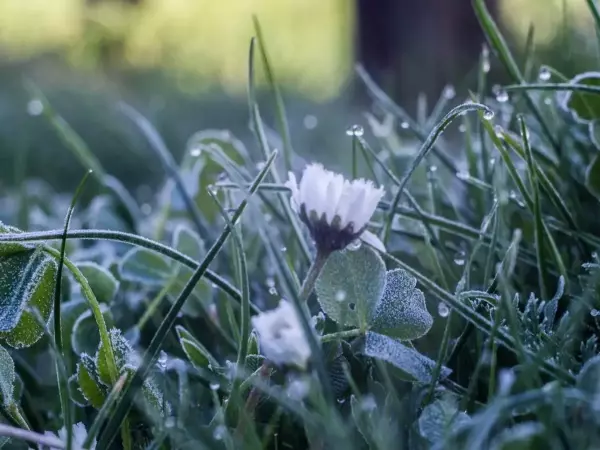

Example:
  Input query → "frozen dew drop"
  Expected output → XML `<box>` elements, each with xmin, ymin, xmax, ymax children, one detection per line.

<box><xmin>453</xmin><ymin>250</ymin><xmax>466</xmax><ymax>266</ymax></box>
<box><xmin>280</xmin><ymin>246</ymin><xmax>287</xmax><ymax>253</ymax></box>
<box><xmin>209</xmin><ymin>382</ymin><xmax>220</xmax><ymax>391</ymax></box>
<box><xmin>458</xmin><ymin>124</ymin><xmax>467</xmax><ymax>133</ymax></box>
<box><xmin>494</xmin><ymin>125</ymin><xmax>503</xmax><ymax>138</ymax></box>
<box><xmin>544</xmin><ymin>97</ymin><xmax>552</xmax><ymax>106</ymax></box>
<box><xmin>591</xmin><ymin>309</ymin><xmax>600</xmax><ymax>317</ymax></box>
<box><xmin>437</xmin><ymin>302</ymin><xmax>450</xmax><ymax>317</ymax></box>
<box><xmin>190</xmin><ymin>147</ymin><xmax>202</xmax><ymax>157</ymax></box>
<box><xmin>538</xmin><ymin>66</ymin><xmax>551</xmax><ymax>81</ymax></box>
<box><xmin>495</xmin><ymin>89</ymin><xmax>509</xmax><ymax>103</ymax></box>
<box><xmin>255</xmin><ymin>161</ymin><xmax>266</xmax><ymax>171</ymax></box>
<box><xmin>400</xmin><ymin>121</ymin><xmax>410</xmax><ymax>129</ymax></box>
<box><xmin>483</xmin><ymin>109</ymin><xmax>495</xmax><ymax>121</ymax></box>
<box><xmin>428</xmin><ymin>165</ymin><xmax>438</xmax><ymax>174</ymax></box>
<box><xmin>303</xmin><ymin>114</ymin><xmax>318</xmax><ymax>130</ymax></box>
<box><xmin>213</xmin><ymin>425</ymin><xmax>226</xmax><ymax>441</ymax></box>
<box><xmin>157</xmin><ymin>350</ymin><xmax>167</xmax><ymax>371</ymax></box>
<box><xmin>27</xmin><ymin>99</ymin><xmax>44</xmax><ymax>116</ymax></box>
<box><xmin>443</xmin><ymin>85</ymin><xmax>456</xmax><ymax>99</ymax></box>
<box><xmin>268</xmin><ymin>286</ymin><xmax>278</xmax><ymax>296</ymax></box>
<box><xmin>347</xmin><ymin>239</ymin><xmax>362</xmax><ymax>251</ymax></box>
<box><xmin>335</xmin><ymin>290</ymin><xmax>347</xmax><ymax>302</ymax></box>
<box><xmin>346</xmin><ymin>124</ymin><xmax>364</xmax><ymax>137</ymax></box>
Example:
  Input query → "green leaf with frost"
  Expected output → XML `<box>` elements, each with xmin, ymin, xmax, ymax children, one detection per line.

<box><xmin>77</xmin><ymin>261</ymin><xmax>119</xmax><ymax>304</ymax></box>
<box><xmin>0</xmin><ymin>345</ymin><xmax>14</xmax><ymax>407</ymax></box>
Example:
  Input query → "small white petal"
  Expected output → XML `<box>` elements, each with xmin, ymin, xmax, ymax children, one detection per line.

<box><xmin>360</xmin><ymin>230</ymin><xmax>386</xmax><ymax>253</ymax></box>
<box><xmin>285</xmin><ymin>172</ymin><xmax>300</xmax><ymax>212</ymax></box>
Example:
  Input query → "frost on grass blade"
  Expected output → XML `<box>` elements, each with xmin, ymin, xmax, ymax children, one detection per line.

<box><xmin>77</xmin><ymin>262</ymin><xmax>119</xmax><ymax>304</ymax></box>
<box><xmin>418</xmin><ymin>398</ymin><xmax>470</xmax><ymax>445</ymax></box>
<box><xmin>364</xmin><ymin>332</ymin><xmax>451</xmax><ymax>383</ymax></box>
<box><xmin>371</xmin><ymin>269</ymin><xmax>433</xmax><ymax>340</ymax></box>
<box><xmin>0</xmin><ymin>345</ymin><xmax>15</xmax><ymax>407</ymax></box>
<box><xmin>68</xmin><ymin>373</ymin><xmax>89</xmax><ymax>407</ymax></box>
<box><xmin>0</xmin><ymin>251</ymin><xmax>57</xmax><ymax>348</ymax></box>
<box><xmin>315</xmin><ymin>246</ymin><xmax>386</xmax><ymax>327</ymax></box>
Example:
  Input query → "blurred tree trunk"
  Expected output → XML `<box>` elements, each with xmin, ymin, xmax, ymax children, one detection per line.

<box><xmin>357</xmin><ymin>0</ymin><xmax>498</xmax><ymax>109</ymax></box>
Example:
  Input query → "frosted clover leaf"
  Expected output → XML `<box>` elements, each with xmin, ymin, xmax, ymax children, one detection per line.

<box><xmin>285</xmin><ymin>163</ymin><xmax>385</xmax><ymax>253</ymax></box>
<box><xmin>42</xmin><ymin>422</ymin><xmax>95</xmax><ymax>449</ymax></box>
<box><xmin>251</xmin><ymin>300</ymin><xmax>311</xmax><ymax>369</ymax></box>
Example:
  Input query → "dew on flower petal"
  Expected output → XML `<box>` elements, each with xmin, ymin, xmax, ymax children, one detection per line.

<box><xmin>213</xmin><ymin>425</ymin><xmax>227</xmax><ymax>440</ymax></box>
<box><xmin>190</xmin><ymin>147</ymin><xmax>202</xmax><ymax>157</ymax></box>
<box><xmin>346</xmin><ymin>124</ymin><xmax>364</xmax><ymax>137</ymax></box>
<box><xmin>538</xmin><ymin>66</ymin><xmax>551</xmax><ymax>81</ymax></box>
<box><xmin>209</xmin><ymin>382</ymin><xmax>220</xmax><ymax>391</ymax></box>
<box><xmin>347</xmin><ymin>239</ymin><xmax>362</xmax><ymax>251</ymax></box>
<box><xmin>591</xmin><ymin>309</ymin><xmax>600</xmax><ymax>317</ymax></box>
<box><xmin>27</xmin><ymin>99</ymin><xmax>44</xmax><ymax>116</ymax></box>
<box><xmin>303</xmin><ymin>114</ymin><xmax>318</xmax><ymax>130</ymax></box>
<box><xmin>438</xmin><ymin>302</ymin><xmax>450</xmax><ymax>317</ymax></box>
<box><xmin>335</xmin><ymin>290</ymin><xmax>347</xmax><ymax>302</ymax></box>
<box><xmin>444</xmin><ymin>85</ymin><xmax>456</xmax><ymax>99</ymax></box>
<box><xmin>453</xmin><ymin>251</ymin><xmax>466</xmax><ymax>266</ymax></box>
<box><xmin>483</xmin><ymin>110</ymin><xmax>495</xmax><ymax>120</ymax></box>
<box><xmin>400</xmin><ymin>121</ymin><xmax>410</xmax><ymax>129</ymax></box>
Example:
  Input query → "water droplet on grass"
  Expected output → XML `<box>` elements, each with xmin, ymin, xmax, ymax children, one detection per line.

<box><xmin>495</xmin><ymin>90</ymin><xmax>509</xmax><ymax>103</ymax></box>
<box><xmin>400</xmin><ymin>121</ymin><xmax>410</xmax><ymax>129</ymax></box>
<box><xmin>209</xmin><ymin>382</ymin><xmax>220</xmax><ymax>391</ymax></box>
<box><xmin>483</xmin><ymin>110</ymin><xmax>495</xmax><ymax>120</ymax></box>
<box><xmin>538</xmin><ymin>66</ymin><xmax>551</xmax><ymax>81</ymax></box>
<box><xmin>458</xmin><ymin>124</ymin><xmax>467</xmax><ymax>133</ymax></box>
<box><xmin>591</xmin><ymin>309</ymin><xmax>600</xmax><ymax>317</ymax></box>
<box><xmin>346</xmin><ymin>125</ymin><xmax>364</xmax><ymax>137</ymax></box>
<box><xmin>190</xmin><ymin>147</ymin><xmax>202</xmax><ymax>157</ymax></box>
<box><xmin>444</xmin><ymin>85</ymin><xmax>456</xmax><ymax>99</ymax></box>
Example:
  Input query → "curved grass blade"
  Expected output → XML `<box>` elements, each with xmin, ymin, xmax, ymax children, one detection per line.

<box><xmin>97</xmin><ymin>150</ymin><xmax>278</xmax><ymax>449</ymax></box>
<box><xmin>504</xmin><ymin>83</ymin><xmax>600</xmax><ymax>95</ymax></box>
<box><xmin>53</xmin><ymin>170</ymin><xmax>92</xmax><ymax>450</ymax></box>
<box><xmin>118</xmin><ymin>102</ymin><xmax>210</xmax><ymax>239</ymax></box>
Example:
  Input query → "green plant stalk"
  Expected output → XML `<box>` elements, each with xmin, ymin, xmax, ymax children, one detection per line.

<box><xmin>426</xmin><ymin>311</ymin><xmax>454</xmax><ymax>403</ymax></box>
<box><xmin>320</xmin><ymin>329</ymin><xmax>362</xmax><ymax>343</ymax></box>
<box><xmin>97</xmin><ymin>151</ymin><xmax>278</xmax><ymax>449</ymax></box>
<box><xmin>136</xmin><ymin>275</ymin><xmax>178</xmax><ymax>330</ymax></box>
<box><xmin>299</xmin><ymin>251</ymin><xmax>330</xmax><ymax>304</ymax></box>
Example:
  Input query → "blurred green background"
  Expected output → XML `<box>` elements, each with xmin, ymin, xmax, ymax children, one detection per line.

<box><xmin>0</xmin><ymin>0</ymin><xmax>597</xmax><ymax>193</ymax></box>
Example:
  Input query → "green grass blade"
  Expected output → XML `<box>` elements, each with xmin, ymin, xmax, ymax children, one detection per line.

<box><xmin>505</xmin><ymin>83</ymin><xmax>600</xmax><ymax>95</ymax></box>
<box><xmin>97</xmin><ymin>150</ymin><xmax>278</xmax><ymax>449</ymax></box>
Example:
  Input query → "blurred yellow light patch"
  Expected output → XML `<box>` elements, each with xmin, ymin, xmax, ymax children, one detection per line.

<box><xmin>499</xmin><ymin>0</ymin><xmax>594</xmax><ymax>45</ymax></box>
<box><xmin>0</xmin><ymin>0</ymin><xmax>353</xmax><ymax>100</ymax></box>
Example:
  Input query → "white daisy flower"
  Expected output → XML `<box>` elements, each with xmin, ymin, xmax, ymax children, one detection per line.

<box><xmin>285</xmin><ymin>163</ymin><xmax>385</xmax><ymax>253</ymax></box>
<box><xmin>251</xmin><ymin>300</ymin><xmax>311</xmax><ymax>369</ymax></box>
<box><xmin>41</xmin><ymin>422</ymin><xmax>95</xmax><ymax>450</ymax></box>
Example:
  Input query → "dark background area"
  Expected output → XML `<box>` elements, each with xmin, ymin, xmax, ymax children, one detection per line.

<box><xmin>0</xmin><ymin>0</ymin><xmax>595</xmax><ymax>192</ymax></box>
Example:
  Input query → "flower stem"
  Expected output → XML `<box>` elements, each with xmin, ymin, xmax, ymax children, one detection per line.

<box><xmin>320</xmin><ymin>329</ymin><xmax>362</xmax><ymax>343</ymax></box>
<box><xmin>298</xmin><ymin>250</ymin><xmax>330</xmax><ymax>303</ymax></box>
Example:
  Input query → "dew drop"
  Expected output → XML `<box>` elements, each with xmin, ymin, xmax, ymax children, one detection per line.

<box><xmin>335</xmin><ymin>290</ymin><xmax>347</xmax><ymax>302</ymax></box>
<box><xmin>213</xmin><ymin>425</ymin><xmax>226</xmax><ymax>440</ymax></box>
<box><xmin>538</xmin><ymin>66</ymin><xmax>551</xmax><ymax>81</ymax></box>
<box><xmin>495</xmin><ymin>90</ymin><xmax>509</xmax><ymax>103</ymax></box>
<box><xmin>255</xmin><ymin>161</ymin><xmax>266</xmax><ymax>170</ymax></box>
<box><xmin>482</xmin><ymin>60</ymin><xmax>491</xmax><ymax>73</ymax></box>
<box><xmin>347</xmin><ymin>239</ymin><xmax>362</xmax><ymax>251</ymax></box>
<box><xmin>157</xmin><ymin>350</ymin><xmax>167</xmax><ymax>371</ymax></box>
<box><xmin>428</xmin><ymin>165</ymin><xmax>438</xmax><ymax>173</ymax></box>
<box><xmin>498</xmin><ymin>369</ymin><xmax>515</xmax><ymax>395</ymax></box>
<box><xmin>280</xmin><ymin>246</ymin><xmax>287</xmax><ymax>253</ymax></box>
<box><xmin>544</xmin><ymin>97</ymin><xmax>552</xmax><ymax>106</ymax></box>
<box><xmin>443</xmin><ymin>85</ymin><xmax>456</xmax><ymax>99</ymax></box>
<box><xmin>400</xmin><ymin>121</ymin><xmax>410</xmax><ymax>129</ymax></box>
<box><xmin>489</xmin><ymin>157</ymin><xmax>496</xmax><ymax>166</ymax></box>
<box><xmin>190</xmin><ymin>147</ymin><xmax>202</xmax><ymax>157</ymax></box>
<box><xmin>438</xmin><ymin>302</ymin><xmax>450</xmax><ymax>317</ymax></box>
<box><xmin>483</xmin><ymin>110</ymin><xmax>495</xmax><ymax>120</ymax></box>
<box><xmin>458</xmin><ymin>124</ymin><xmax>467</xmax><ymax>133</ymax></box>
<box><xmin>303</xmin><ymin>114</ymin><xmax>318</xmax><ymax>130</ymax></box>
<box><xmin>27</xmin><ymin>99</ymin><xmax>43</xmax><ymax>116</ymax></box>
<box><xmin>164</xmin><ymin>417</ymin><xmax>176</xmax><ymax>428</ymax></box>
<box><xmin>266</xmin><ymin>277</ymin><xmax>275</xmax><ymax>288</ymax></box>
<box><xmin>453</xmin><ymin>251</ymin><xmax>466</xmax><ymax>266</ymax></box>
<box><xmin>268</xmin><ymin>286</ymin><xmax>278</xmax><ymax>296</ymax></box>
<box><xmin>337</xmin><ymin>397</ymin><xmax>346</xmax><ymax>404</ymax></box>
<box><xmin>360</xmin><ymin>395</ymin><xmax>377</xmax><ymax>412</ymax></box>
<box><xmin>140</xmin><ymin>203</ymin><xmax>152</xmax><ymax>215</ymax></box>
<box><xmin>209</xmin><ymin>382</ymin><xmax>220</xmax><ymax>391</ymax></box>
<box><xmin>456</xmin><ymin>171</ymin><xmax>470</xmax><ymax>181</ymax></box>
<box><xmin>494</xmin><ymin>125</ymin><xmax>503</xmax><ymax>138</ymax></box>
<box><xmin>591</xmin><ymin>309</ymin><xmax>600</xmax><ymax>317</ymax></box>
<box><xmin>346</xmin><ymin>124</ymin><xmax>364</xmax><ymax>137</ymax></box>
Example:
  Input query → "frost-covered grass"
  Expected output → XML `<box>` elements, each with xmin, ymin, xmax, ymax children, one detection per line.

<box><xmin>3</xmin><ymin>2</ymin><xmax>600</xmax><ymax>449</ymax></box>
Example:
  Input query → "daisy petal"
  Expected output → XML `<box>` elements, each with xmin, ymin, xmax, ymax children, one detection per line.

<box><xmin>360</xmin><ymin>230</ymin><xmax>386</xmax><ymax>253</ymax></box>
